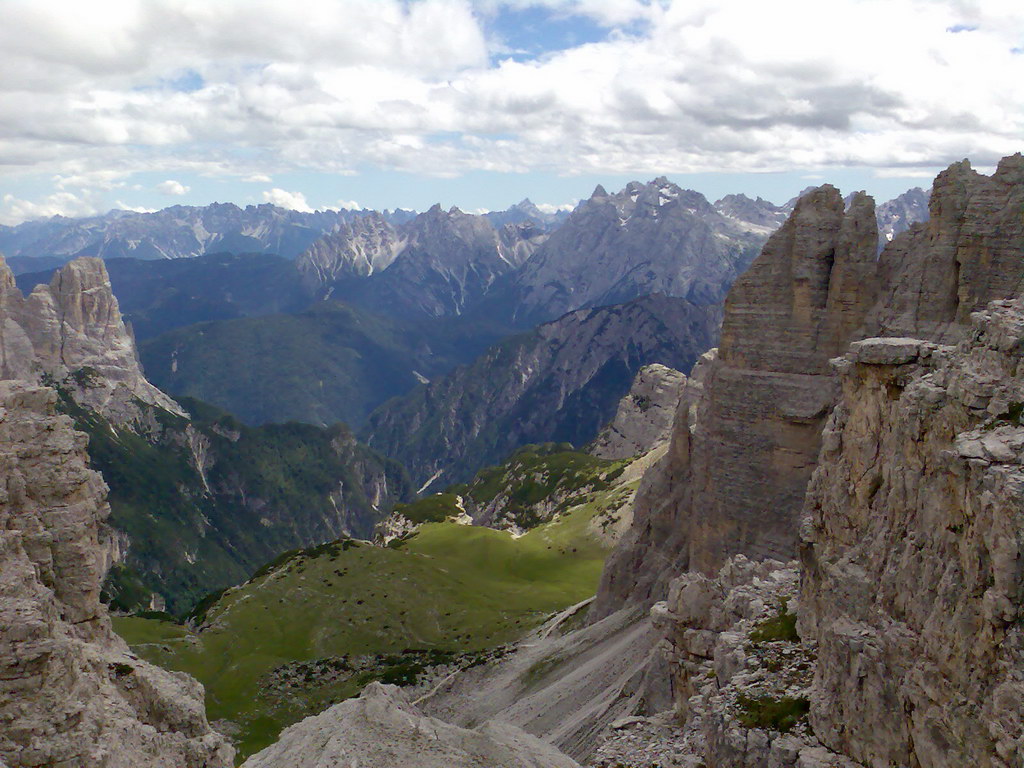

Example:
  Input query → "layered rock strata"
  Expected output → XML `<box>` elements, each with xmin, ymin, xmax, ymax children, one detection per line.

<box><xmin>799</xmin><ymin>304</ymin><xmax>1024</xmax><ymax>767</ymax></box>
<box><xmin>0</xmin><ymin>255</ymin><xmax>181</xmax><ymax>423</ymax></box>
<box><xmin>593</xmin><ymin>186</ymin><xmax>879</xmax><ymax>616</ymax></box>
<box><xmin>0</xmin><ymin>380</ymin><xmax>232</xmax><ymax>767</ymax></box>
<box><xmin>596</xmin><ymin>156</ymin><xmax>1024</xmax><ymax>620</ymax></box>
<box><xmin>242</xmin><ymin>682</ymin><xmax>580</xmax><ymax>768</ymax></box>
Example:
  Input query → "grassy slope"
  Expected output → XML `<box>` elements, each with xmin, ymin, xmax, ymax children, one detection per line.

<box><xmin>394</xmin><ymin>443</ymin><xmax>629</xmax><ymax>531</ymax></box>
<box><xmin>115</xmin><ymin>496</ymin><xmax>618</xmax><ymax>760</ymax></box>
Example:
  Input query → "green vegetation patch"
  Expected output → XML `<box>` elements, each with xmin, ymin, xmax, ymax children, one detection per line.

<box><xmin>114</xmin><ymin>500</ymin><xmax>610</xmax><ymax>761</ymax></box>
<box><xmin>736</xmin><ymin>694</ymin><xmax>810</xmax><ymax>732</ymax></box>
<box><xmin>457</xmin><ymin>443</ymin><xmax>626</xmax><ymax>531</ymax></box>
<box><xmin>749</xmin><ymin>602</ymin><xmax>799</xmax><ymax>644</ymax></box>
<box><xmin>392</xmin><ymin>493</ymin><xmax>461</xmax><ymax>524</ymax></box>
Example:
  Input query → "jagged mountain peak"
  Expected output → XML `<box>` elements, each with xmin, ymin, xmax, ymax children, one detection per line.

<box><xmin>0</xmin><ymin>256</ymin><xmax>183</xmax><ymax>422</ymax></box>
<box><xmin>503</xmin><ymin>177</ymin><xmax>775</xmax><ymax>326</ymax></box>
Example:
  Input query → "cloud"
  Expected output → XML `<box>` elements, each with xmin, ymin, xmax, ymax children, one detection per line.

<box><xmin>336</xmin><ymin>199</ymin><xmax>363</xmax><ymax>210</ymax></box>
<box><xmin>0</xmin><ymin>191</ymin><xmax>100</xmax><ymax>225</ymax></box>
<box><xmin>156</xmin><ymin>179</ymin><xmax>189</xmax><ymax>195</ymax></box>
<box><xmin>114</xmin><ymin>200</ymin><xmax>157</xmax><ymax>213</ymax></box>
<box><xmin>0</xmin><ymin>0</ymin><xmax>1022</xmax><ymax>222</ymax></box>
<box><xmin>534</xmin><ymin>201</ymin><xmax>576</xmax><ymax>213</ymax></box>
<box><xmin>262</xmin><ymin>187</ymin><xmax>314</xmax><ymax>212</ymax></box>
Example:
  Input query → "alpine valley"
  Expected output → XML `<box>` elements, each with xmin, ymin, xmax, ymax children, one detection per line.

<box><xmin>8</xmin><ymin>154</ymin><xmax>1024</xmax><ymax>768</ymax></box>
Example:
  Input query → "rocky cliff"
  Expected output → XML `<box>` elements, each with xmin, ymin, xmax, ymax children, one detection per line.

<box><xmin>867</xmin><ymin>154</ymin><xmax>1024</xmax><ymax>343</ymax></box>
<box><xmin>0</xmin><ymin>255</ymin><xmax>181</xmax><ymax>423</ymax></box>
<box><xmin>590</xmin><ymin>363</ymin><xmax>686</xmax><ymax>461</ymax></box>
<box><xmin>593</xmin><ymin>185</ymin><xmax>879</xmax><ymax>616</ymax></box>
<box><xmin>799</xmin><ymin>310</ymin><xmax>1024</xmax><ymax>767</ymax></box>
<box><xmin>363</xmin><ymin>293</ymin><xmax>721</xmax><ymax>489</ymax></box>
<box><xmin>596</xmin><ymin>156</ymin><xmax>1024</xmax><ymax>619</ymax></box>
<box><xmin>0</xmin><ymin>380</ymin><xmax>232</xmax><ymax>767</ymax></box>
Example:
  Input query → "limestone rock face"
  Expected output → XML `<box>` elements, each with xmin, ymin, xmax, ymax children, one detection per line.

<box><xmin>0</xmin><ymin>260</ymin><xmax>34</xmax><ymax>381</ymax></box>
<box><xmin>590</xmin><ymin>363</ymin><xmax>686</xmax><ymax>460</ymax></box>
<box><xmin>241</xmin><ymin>682</ymin><xmax>580</xmax><ymax>768</ymax></box>
<box><xmin>0</xmin><ymin>380</ymin><xmax>232</xmax><ymax>768</ymax></box>
<box><xmin>0</xmin><ymin>256</ymin><xmax>182</xmax><ymax>423</ymax></box>
<box><xmin>799</xmin><ymin>302</ymin><xmax>1024</xmax><ymax>767</ymax></box>
<box><xmin>594</xmin><ymin>156</ymin><xmax>1024</xmax><ymax>621</ymax></box>
<box><xmin>868</xmin><ymin>154</ymin><xmax>1024</xmax><ymax>343</ymax></box>
<box><xmin>592</xmin><ymin>186</ymin><xmax>879</xmax><ymax>616</ymax></box>
<box><xmin>296</xmin><ymin>211</ymin><xmax>404</xmax><ymax>285</ymax></box>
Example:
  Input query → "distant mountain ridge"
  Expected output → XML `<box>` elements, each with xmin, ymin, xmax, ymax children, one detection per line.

<box><xmin>490</xmin><ymin>179</ymin><xmax>786</xmax><ymax>326</ymax></box>
<box><xmin>362</xmin><ymin>293</ymin><xmax>722</xmax><ymax>489</ymax></box>
<box><xmin>314</xmin><ymin>204</ymin><xmax>549</xmax><ymax>320</ymax></box>
<box><xmin>0</xmin><ymin>203</ymin><xmax>369</xmax><ymax>264</ymax></box>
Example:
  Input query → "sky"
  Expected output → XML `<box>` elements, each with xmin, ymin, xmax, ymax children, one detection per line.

<box><xmin>0</xmin><ymin>0</ymin><xmax>1022</xmax><ymax>225</ymax></box>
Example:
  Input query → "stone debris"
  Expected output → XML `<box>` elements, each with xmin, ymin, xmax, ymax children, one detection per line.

<box><xmin>241</xmin><ymin>682</ymin><xmax>581</xmax><ymax>768</ymax></box>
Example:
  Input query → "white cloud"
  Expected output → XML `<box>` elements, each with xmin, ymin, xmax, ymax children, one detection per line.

<box><xmin>0</xmin><ymin>0</ymin><xmax>1022</xmax><ymax>222</ymax></box>
<box><xmin>262</xmin><ymin>187</ymin><xmax>314</xmax><ymax>212</ymax></box>
<box><xmin>156</xmin><ymin>179</ymin><xmax>189</xmax><ymax>195</ymax></box>
<box><xmin>534</xmin><ymin>201</ymin><xmax>576</xmax><ymax>213</ymax></box>
<box><xmin>114</xmin><ymin>200</ymin><xmax>157</xmax><ymax>213</ymax></box>
<box><xmin>336</xmin><ymin>199</ymin><xmax>363</xmax><ymax>210</ymax></box>
<box><xmin>0</xmin><ymin>191</ymin><xmax>100</xmax><ymax>225</ymax></box>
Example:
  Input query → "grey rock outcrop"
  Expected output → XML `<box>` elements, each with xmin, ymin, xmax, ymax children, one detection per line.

<box><xmin>595</xmin><ymin>156</ymin><xmax>1024</xmax><ymax>620</ymax></box>
<box><xmin>241</xmin><ymin>682</ymin><xmax>580</xmax><ymax>768</ymax></box>
<box><xmin>0</xmin><ymin>255</ymin><xmax>182</xmax><ymax>423</ymax></box>
<box><xmin>593</xmin><ymin>185</ymin><xmax>879</xmax><ymax>617</ymax></box>
<box><xmin>590</xmin><ymin>363</ymin><xmax>686</xmax><ymax>460</ymax></box>
<box><xmin>799</xmin><ymin>304</ymin><xmax>1024</xmax><ymax>767</ymax></box>
<box><xmin>646</xmin><ymin>554</ymin><xmax>856</xmax><ymax>768</ymax></box>
<box><xmin>867</xmin><ymin>154</ymin><xmax>1024</xmax><ymax>343</ymax></box>
<box><xmin>0</xmin><ymin>380</ymin><xmax>232</xmax><ymax>767</ymax></box>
